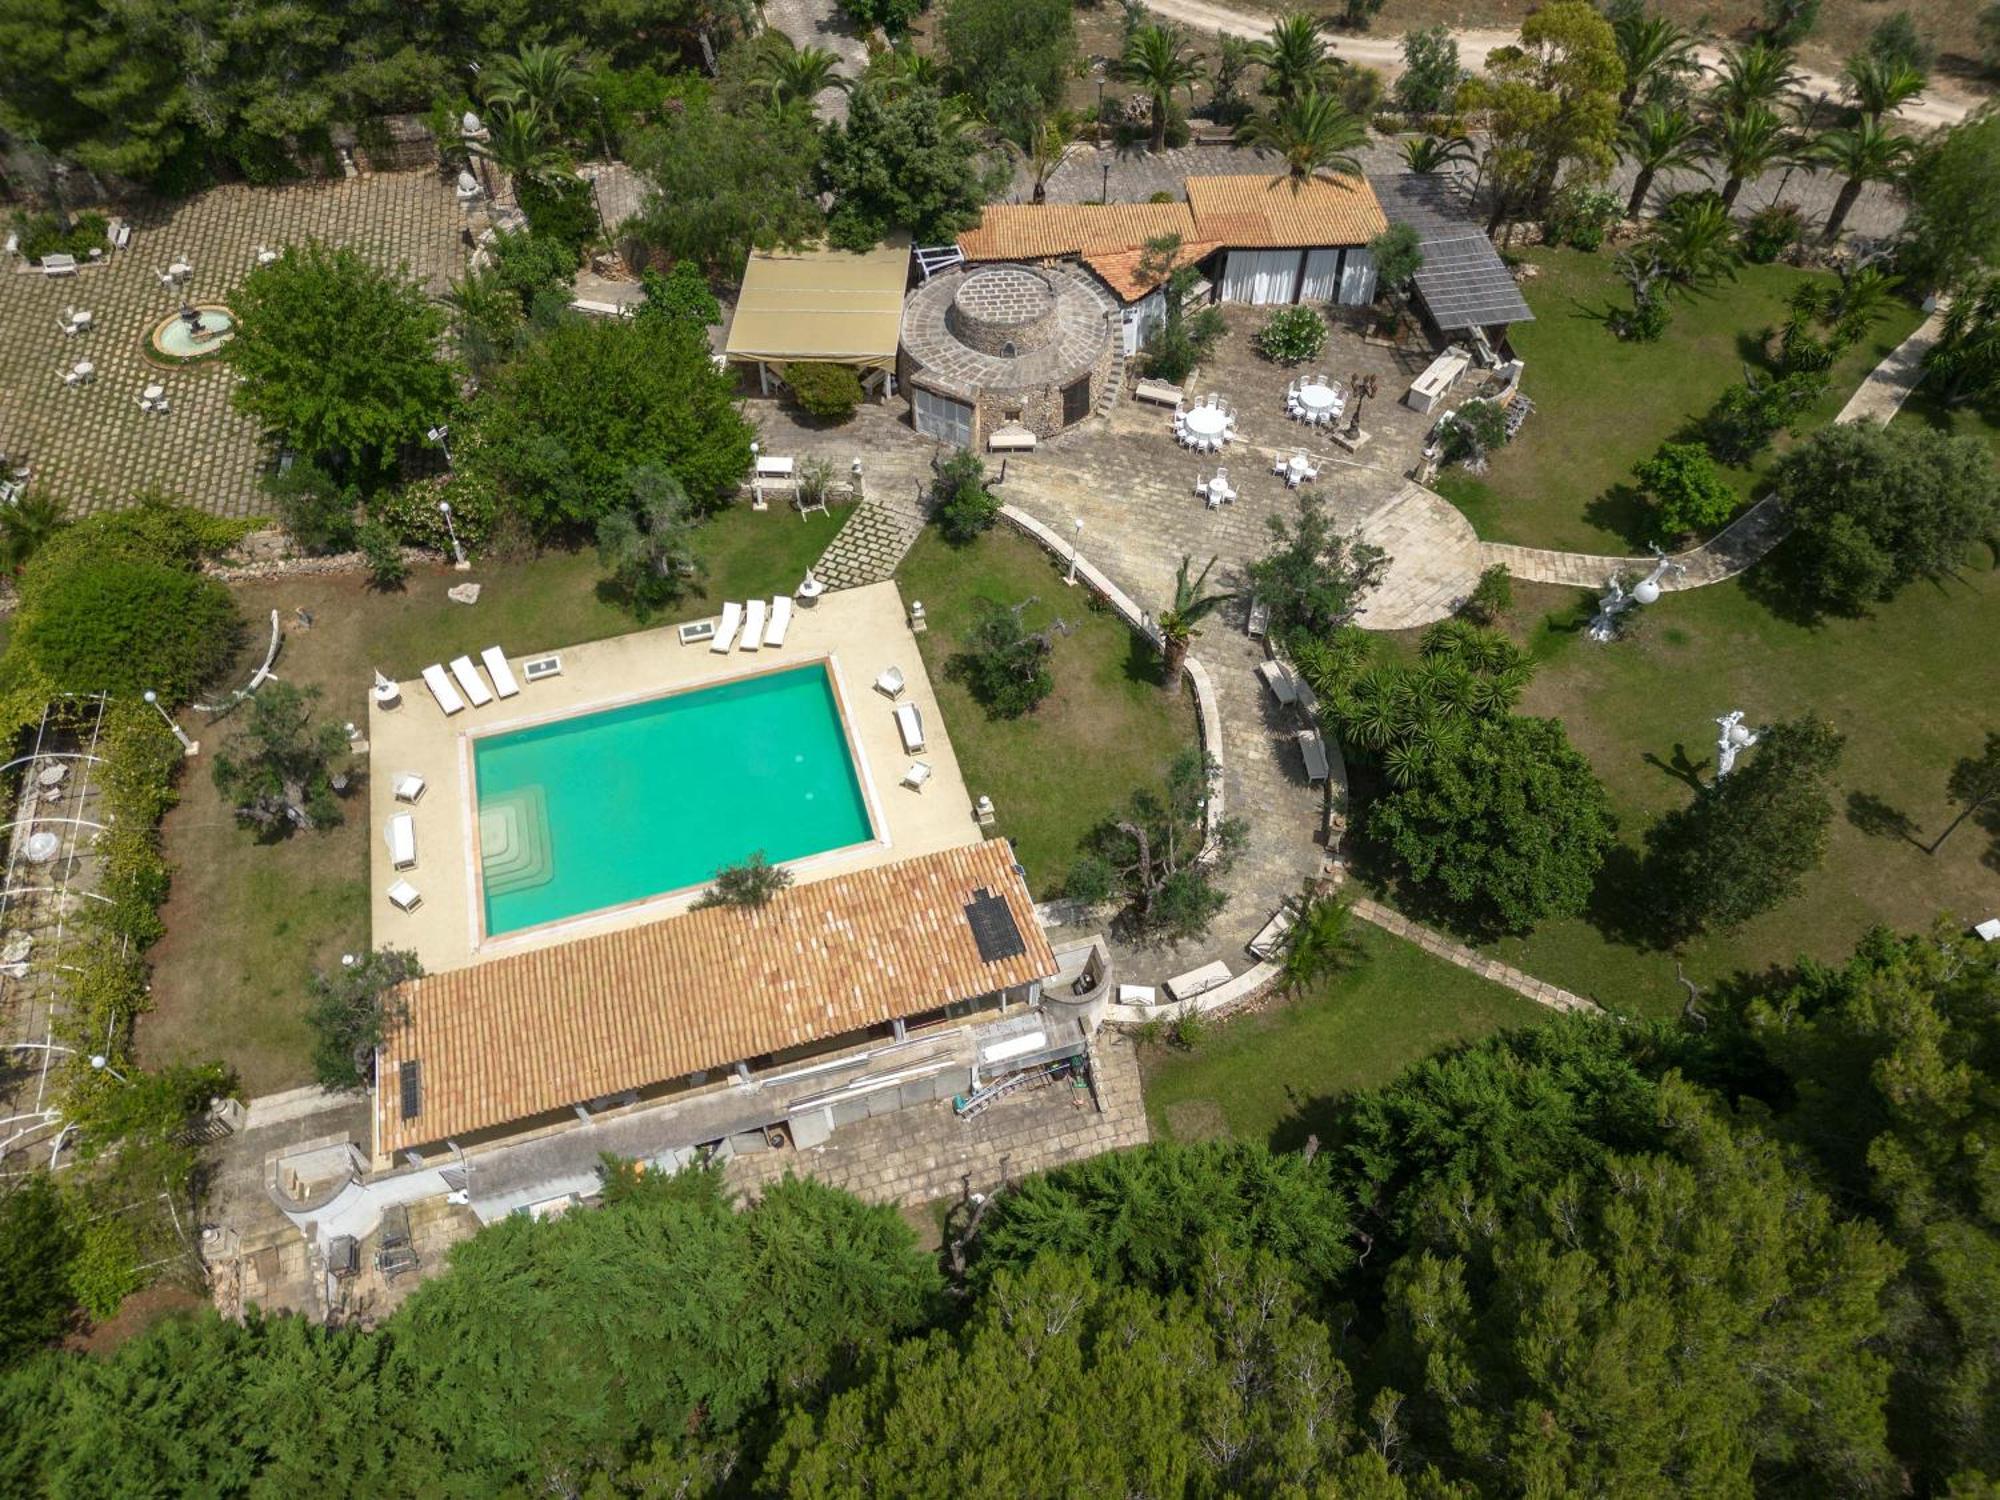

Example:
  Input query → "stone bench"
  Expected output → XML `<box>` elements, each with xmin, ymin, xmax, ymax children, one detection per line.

<box><xmin>987</xmin><ymin>426</ymin><xmax>1037</xmax><ymax>453</ymax></box>
<box><xmin>1164</xmin><ymin>960</ymin><xmax>1232</xmax><ymax>1002</ymax></box>
<box><xmin>1133</xmin><ymin>378</ymin><xmax>1184</xmax><ymax>408</ymax></box>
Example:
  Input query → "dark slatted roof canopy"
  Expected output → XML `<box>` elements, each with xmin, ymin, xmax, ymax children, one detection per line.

<box><xmin>1369</xmin><ymin>174</ymin><xmax>1535</xmax><ymax>333</ymax></box>
<box><xmin>964</xmin><ymin>887</ymin><xmax>1027</xmax><ymax>962</ymax></box>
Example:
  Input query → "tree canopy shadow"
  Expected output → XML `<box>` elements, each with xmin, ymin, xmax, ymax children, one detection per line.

<box><xmin>1844</xmin><ymin>790</ymin><xmax>1926</xmax><ymax>849</ymax></box>
<box><xmin>1581</xmin><ymin>482</ymin><xmax>1657</xmax><ymax>551</ymax></box>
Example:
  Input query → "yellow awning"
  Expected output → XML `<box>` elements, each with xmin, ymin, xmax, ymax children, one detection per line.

<box><xmin>724</xmin><ymin>243</ymin><xmax>911</xmax><ymax>372</ymax></box>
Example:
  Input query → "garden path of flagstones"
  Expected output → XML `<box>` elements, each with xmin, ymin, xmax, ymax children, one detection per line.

<box><xmin>0</xmin><ymin>171</ymin><xmax>464</xmax><ymax>519</ymax></box>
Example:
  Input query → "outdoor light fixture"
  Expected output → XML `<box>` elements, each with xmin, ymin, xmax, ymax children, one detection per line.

<box><xmin>141</xmin><ymin>689</ymin><xmax>197</xmax><ymax>756</ymax></box>
<box><xmin>437</xmin><ymin>498</ymin><xmax>469</xmax><ymax>569</ymax></box>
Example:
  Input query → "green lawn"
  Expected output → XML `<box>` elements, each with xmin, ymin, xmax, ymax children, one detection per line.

<box><xmin>138</xmin><ymin>504</ymin><xmax>850</xmax><ymax>1093</ymax></box>
<box><xmin>1140</xmin><ymin>923</ymin><xmax>1553</xmax><ymax>1147</ymax></box>
<box><xmin>1438</xmin><ymin>561</ymin><xmax>2000</xmax><ymax>1019</ymax></box>
<box><xmin>896</xmin><ymin>525</ymin><xmax>1198</xmax><ymax>894</ymax></box>
<box><xmin>1436</xmin><ymin>247</ymin><xmax>1925</xmax><ymax>554</ymax></box>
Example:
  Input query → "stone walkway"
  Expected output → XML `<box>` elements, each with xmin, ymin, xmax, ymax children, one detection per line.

<box><xmin>727</xmin><ymin>1033</ymin><xmax>1149</xmax><ymax>1209</ymax></box>
<box><xmin>815</xmin><ymin>497</ymin><xmax>924</xmax><ymax>588</ymax></box>
<box><xmin>1347</xmin><ymin>897</ymin><xmax>1603</xmax><ymax>1017</ymax></box>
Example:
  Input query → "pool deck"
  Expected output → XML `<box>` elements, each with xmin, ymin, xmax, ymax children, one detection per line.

<box><xmin>367</xmin><ymin>582</ymin><xmax>985</xmax><ymax>974</ymax></box>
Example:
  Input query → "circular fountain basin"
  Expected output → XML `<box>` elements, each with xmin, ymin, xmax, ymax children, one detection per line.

<box><xmin>149</xmin><ymin>305</ymin><xmax>236</xmax><ymax>361</ymax></box>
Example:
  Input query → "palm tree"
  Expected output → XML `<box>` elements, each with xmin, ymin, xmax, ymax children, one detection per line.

<box><xmin>471</xmin><ymin>107</ymin><xmax>567</xmax><ymax>195</ymax></box>
<box><xmin>754</xmin><ymin>39</ymin><xmax>851</xmax><ymax>110</ymax></box>
<box><xmin>1707</xmin><ymin>39</ymin><xmax>1801</xmax><ymax>116</ymax></box>
<box><xmin>1653</xmin><ymin>191</ymin><xmax>1740</xmax><ymax>289</ymax></box>
<box><xmin>1620</xmin><ymin>104</ymin><xmax>1706</xmax><ymax>218</ymax></box>
<box><xmin>1256</xmin><ymin>13</ymin><xmax>1332</xmax><ymax>106</ymax></box>
<box><xmin>1119</xmin><ymin>24</ymin><xmax>1203</xmax><ymax>154</ymax></box>
<box><xmin>1236</xmin><ymin>91</ymin><xmax>1367</xmax><ymax>187</ymax></box>
<box><xmin>1019</xmin><ymin>114</ymin><xmax>1072</xmax><ymax>204</ymax></box>
<box><xmin>1925</xmin><ymin>276</ymin><xmax>2000</xmax><ymax>405</ymax></box>
<box><xmin>1615</xmin><ymin>12</ymin><xmax>1698</xmax><ymax>119</ymax></box>
<box><xmin>1706</xmin><ymin>102</ymin><xmax>1791</xmax><ymax>210</ymax></box>
<box><xmin>0</xmin><ymin>491</ymin><xmax>66</xmax><ymax>575</ymax></box>
<box><xmin>1276</xmin><ymin>889</ymin><xmax>1364</xmax><ymax>997</ymax></box>
<box><xmin>1339</xmin><ymin>666</ymin><xmax>1405</xmax><ymax>752</ymax></box>
<box><xmin>865</xmin><ymin>45</ymin><xmax>942</xmax><ymax>100</ymax></box>
<box><xmin>1812</xmin><ymin>117</ymin><xmax>1914</xmax><ymax>242</ymax></box>
<box><xmin>1157</xmin><ymin>554</ymin><xmax>1234</xmax><ymax>681</ymax></box>
<box><xmin>1401</xmin><ymin>133</ymin><xmax>1474</xmax><ymax>176</ymax></box>
<box><xmin>1840</xmin><ymin>52</ymin><xmax>1925</xmax><ymax>123</ymax></box>
<box><xmin>481</xmin><ymin>42</ymin><xmax>586</xmax><ymax>129</ymax></box>
<box><xmin>1826</xmin><ymin>262</ymin><xmax>1900</xmax><ymax>344</ymax></box>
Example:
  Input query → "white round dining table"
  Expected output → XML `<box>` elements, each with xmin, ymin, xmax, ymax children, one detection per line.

<box><xmin>1183</xmin><ymin>405</ymin><xmax>1229</xmax><ymax>441</ymax></box>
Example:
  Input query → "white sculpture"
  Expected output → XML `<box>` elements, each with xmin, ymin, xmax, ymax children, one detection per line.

<box><xmin>1587</xmin><ymin>546</ymin><xmax>1688</xmax><ymax>642</ymax></box>
<box><xmin>1714</xmin><ymin>710</ymin><xmax>1760</xmax><ymax>779</ymax></box>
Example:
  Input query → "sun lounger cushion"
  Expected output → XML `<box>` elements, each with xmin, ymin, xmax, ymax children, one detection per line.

<box><xmin>386</xmin><ymin>813</ymin><xmax>416</xmax><ymax>870</ymax></box>
<box><xmin>710</xmin><ymin>601</ymin><xmax>743</xmax><ymax>653</ymax></box>
<box><xmin>387</xmin><ymin>879</ymin><xmax>422</xmax><ymax>912</ymax></box>
<box><xmin>480</xmin><ymin>646</ymin><xmax>521</xmax><ymax>698</ymax></box>
<box><xmin>902</xmin><ymin>761</ymin><xmax>931</xmax><ymax>791</ymax></box>
<box><xmin>421</xmin><ymin>663</ymin><xmax>466</xmax><ymax>716</ymax></box>
<box><xmin>393</xmin><ymin>772</ymin><xmax>427</xmax><ymax>804</ymax></box>
<box><xmin>764</xmin><ymin>595</ymin><xmax>792</xmax><ymax>647</ymax></box>
<box><xmin>449</xmin><ymin>655</ymin><xmax>495</xmax><ymax>707</ymax></box>
<box><xmin>894</xmin><ymin>702</ymin><xmax>925</xmax><ymax>754</ymax></box>
<box><xmin>740</xmin><ymin>598</ymin><xmax>765</xmax><ymax>652</ymax></box>
<box><xmin>875</xmin><ymin>667</ymin><xmax>906</xmax><ymax>699</ymax></box>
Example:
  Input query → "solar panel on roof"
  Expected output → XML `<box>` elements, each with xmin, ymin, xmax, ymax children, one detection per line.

<box><xmin>964</xmin><ymin>888</ymin><xmax>1027</xmax><ymax>963</ymax></box>
<box><xmin>399</xmin><ymin>1059</ymin><xmax>422</xmax><ymax>1121</ymax></box>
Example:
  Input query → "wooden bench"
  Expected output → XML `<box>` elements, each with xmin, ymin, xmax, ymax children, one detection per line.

<box><xmin>988</xmin><ymin>426</ymin><xmax>1037</xmax><ymax>452</ymax></box>
<box><xmin>39</xmin><ymin>253</ymin><xmax>77</xmax><ymax>277</ymax></box>
<box><xmin>1133</xmin><ymin>378</ymin><xmax>1184</xmax><ymax>408</ymax></box>
<box><xmin>1164</xmin><ymin>960</ymin><xmax>1232</xmax><ymax>1002</ymax></box>
<box><xmin>1297</xmin><ymin>729</ymin><xmax>1331</xmax><ymax>784</ymax></box>
<box><xmin>1257</xmin><ymin>659</ymin><xmax>1299</xmax><ymax>706</ymax></box>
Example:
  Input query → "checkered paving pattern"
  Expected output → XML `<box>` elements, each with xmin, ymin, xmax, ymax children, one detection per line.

<box><xmin>0</xmin><ymin>172</ymin><xmax>466</xmax><ymax>518</ymax></box>
<box><xmin>814</xmin><ymin>498</ymin><xmax>925</xmax><ymax>590</ymax></box>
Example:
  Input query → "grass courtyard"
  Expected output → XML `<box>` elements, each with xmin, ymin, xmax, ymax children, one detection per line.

<box><xmin>1436</xmin><ymin>246</ymin><xmax>1925</xmax><ymax>555</ymax></box>
<box><xmin>896</xmin><ymin>525</ymin><xmax>1200</xmax><ymax>893</ymax></box>
<box><xmin>1416</xmin><ymin>558</ymin><xmax>2000</xmax><ymax>1020</ymax></box>
<box><xmin>1140</xmin><ymin>923</ymin><xmax>1552</xmax><ymax>1146</ymax></box>
<box><xmin>137</xmin><ymin>504</ymin><xmax>849</xmax><ymax>1093</ymax></box>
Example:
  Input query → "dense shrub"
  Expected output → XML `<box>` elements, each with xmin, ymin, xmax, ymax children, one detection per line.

<box><xmin>1253</xmin><ymin>305</ymin><xmax>1328</xmax><ymax>365</ymax></box>
<box><xmin>264</xmin><ymin>461</ymin><xmax>359</xmax><ymax>555</ymax></box>
<box><xmin>11</xmin><ymin>559</ymin><xmax>238</xmax><ymax>704</ymax></box>
<box><xmin>11</xmin><ymin>211</ymin><xmax>109</xmax><ymax>263</ymax></box>
<box><xmin>951</xmin><ymin>603</ymin><xmax>1053</xmax><ymax>718</ymax></box>
<box><xmin>1543</xmin><ymin>184</ymin><xmax>1621</xmax><ymax>251</ymax></box>
<box><xmin>784</xmin><ymin>362</ymin><xmax>863</xmax><ymax>423</ymax></box>
<box><xmin>1698</xmin><ymin>370</ymin><xmax>1828</xmax><ymax>463</ymax></box>
<box><xmin>636</xmin><ymin>261</ymin><xmax>721</xmax><ymax>330</ymax></box>
<box><xmin>1632</xmin><ymin>440</ymin><xmax>1738</xmax><ymax>540</ymax></box>
<box><xmin>515</xmin><ymin>172</ymin><xmax>598</xmax><ymax>251</ymax></box>
<box><xmin>356</xmin><ymin>520</ymin><xmax>408</xmax><ymax>589</ymax></box>
<box><xmin>1740</xmin><ymin>202</ymin><xmax>1804</xmax><ymax>263</ymax></box>
<box><xmin>373</xmin><ymin>473</ymin><xmax>499</xmax><ymax>552</ymax></box>
<box><xmin>930</xmin><ymin>448</ymin><xmax>999</xmax><ymax>543</ymax></box>
<box><xmin>489</xmin><ymin>231</ymin><xmax>579</xmax><ymax>314</ymax></box>
<box><xmin>837</xmin><ymin>0</ymin><xmax>922</xmax><ymax>35</ymax></box>
<box><xmin>1438</xmin><ymin>398</ymin><xmax>1508</xmax><ymax>467</ymax></box>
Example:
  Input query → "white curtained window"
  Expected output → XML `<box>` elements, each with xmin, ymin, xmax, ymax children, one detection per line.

<box><xmin>1337</xmin><ymin>246</ymin><xmax>1377</xmax><ymax>305</ymax></box>
<box><xmin>1220</xmin><ymin>249</ymin><xmax>1300</xmax><ymax>305</ymax></box>
<box><xmin>1300</xmin><ymin>248</ymin><xmax>1342</xmax><ymax>303</ymax></box>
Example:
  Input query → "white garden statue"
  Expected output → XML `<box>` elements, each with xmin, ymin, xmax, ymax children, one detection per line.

<box><xmin>1714</xmin><ymin>710</ymin><xmax>1760</xmax><ymax>779</ymax></box>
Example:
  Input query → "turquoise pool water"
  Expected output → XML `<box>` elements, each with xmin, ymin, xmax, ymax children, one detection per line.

<box><xmin>473</xmin><ymin>664</ymin><xmax>872</xmax><ymax>937</ymax></box>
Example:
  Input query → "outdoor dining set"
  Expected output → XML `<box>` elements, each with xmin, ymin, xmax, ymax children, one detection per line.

<box><xmin>1171</xmin><ymin>394</ymin><xmax>1237</xmax><ymax>453</ymax></box>
<box><xmin>1286</xmin><ymin>375</ymin><xmax>1346</xmax><ymax>427</ymax></box>
<box><xmin>1171</xmin><ymin>383</ymin><xmax>1327</xmax><ymax>510</ymax></box>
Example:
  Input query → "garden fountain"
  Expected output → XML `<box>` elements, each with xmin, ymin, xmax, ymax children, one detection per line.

<box><xmin>149</xmin><ymin>301</ymin><xmax>236</xmax><ymax>361</ymax></box>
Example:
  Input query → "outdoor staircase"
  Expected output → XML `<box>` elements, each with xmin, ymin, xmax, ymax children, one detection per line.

<box><xmin>1096</xmin><ymin>314</ymin><xmax>1128</xmax><ymax>418</ymax></box>
<box><xmin>953</xmin><ymin>1066</ymin><xmax>1046</xmax><ymax>1119</ymax></box>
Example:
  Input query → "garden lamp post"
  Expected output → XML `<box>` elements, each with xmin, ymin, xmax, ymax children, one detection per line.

<box><xmin>88</xmin><ymin>1053</ymin><xmax>129</xmax><ymax>1084</ymax></box>
<box><xmin>438</xmin><ymin>499</ymin><xmax>469</xmax><ymax>570</ymax></box>
<box><xmin>141</xmin><ymin>690</ymin><xmax>197</xmax><ymax>756</ymax></box>
<box><xmin>1102</xmin><ymin>162</ymin><xmax>1111</xmax><ymax>203</ymax></box>
<box><xmin>427</xmin><ymin>424</ymin><xmax>453</xmax><ymax>469</ymax></box>
<box><xmin>1345</xmin><ymin>373</ymin><xmax>1377</xmax><ymax>440</ymax></box>
<box><xmin>1065</xmin><ymin>518</ymin><xmax>1084</xmax><ymax>587</ymax></box>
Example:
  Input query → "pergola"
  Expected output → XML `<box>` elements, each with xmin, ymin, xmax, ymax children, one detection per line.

<box><xmin>724</xmin><ymin>242</ymin><xmax>911</xmax><ymax>398</ymax></box>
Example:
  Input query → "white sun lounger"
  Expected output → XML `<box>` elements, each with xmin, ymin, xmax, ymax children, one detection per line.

<box><xmin>902</xmin><ymin>761</ymin><xmax>931</xmax><ymax>791</ymax></box>
<box><xmin>875</xmin><ymin>666</ymin><xmax>906</xmax><ymax>699</ymax></box>
<box><xmin>480</xmin><ymin>646</ymin><xmax>521</xmax><ymax>698</ymax></box>
<box><xmin>385</xmin><ymin>813</ymin><xmax>417</xmax><ymax>870</ymax></box>
<box><xmin>894</xmin><ymin>702</ymin><xmax>926</xmax><ymax>754</ymax></box>
<box><xmin>393</xmin><ymin>772</ymin><xmax>426</xmax><ymax>804</ymax></box>
<box><xmin>449</xmin><ymin>655</ymin><xmax>494</xmax><ymax>707</ymax></box>
<box><xmin>387</xmin><ymin>879</ymin><xmax>422</xmax><ymax>912</ymax></box>
<box><xmin>764</xmin><ymin>595</ymin><xmax>792</xmax><ymax>647</ymax></box>
<box><xmin>710</xmin><ymin>601</ymin><xmax>743</xmax><ymax>653</ymax></box>
<box><xmin>740</xmin><ymin>598</ymin><xmax>766</xmax><ymax>652</ymax></box>
<box><xmin>421</xmin><ymin>664</ymin><xmax>466</xmax><ymax>716</ymax></box>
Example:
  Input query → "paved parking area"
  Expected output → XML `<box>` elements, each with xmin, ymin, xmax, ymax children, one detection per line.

<box><xmin>0</xmin><ymin>171</ymin><xmax>465</xmax><ymax>518</ymax></box>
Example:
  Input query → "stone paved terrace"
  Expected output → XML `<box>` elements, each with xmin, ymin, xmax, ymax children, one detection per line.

<box><xmin>1</xmin><ymin>171</ymin><xmax>465</xmax><ymax>518</ymax></box>
<box><xmin>727</xmin><ymin>1033</ymin><xmax>1149</xmax><ymax>1209</ymax></box>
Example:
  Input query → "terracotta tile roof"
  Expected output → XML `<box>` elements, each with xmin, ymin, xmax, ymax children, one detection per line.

<box><xmin>1184</xmin><ymin>172</ymin><xmax>1387</xmax><ymax>248</ymax></box>
<box><xmin>1080</xmin><ymin>241</ymin><xmax>1223</xmax><ymax>302</ymax></box>
<box><xmin>958</xmin><ymin>202</ymin><xmax>1198</xmax><ymax>262</ymax></box>
<box><xmin>373</xmin><ymin>842</ymin><xmax>1055</xmax><ymax>1157</ymax></box>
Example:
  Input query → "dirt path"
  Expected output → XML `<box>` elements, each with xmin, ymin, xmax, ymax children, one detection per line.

<box><xmin>1141</xmin><ymin>1</ymin><xmax>1982</xmax><ymax>131</ymax></box>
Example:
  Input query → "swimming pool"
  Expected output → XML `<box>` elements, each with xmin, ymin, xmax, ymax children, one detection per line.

<box><xmin>471</xmin><ymin>664</ymin><xmax>874</xmax><ymax>938</ymax></box>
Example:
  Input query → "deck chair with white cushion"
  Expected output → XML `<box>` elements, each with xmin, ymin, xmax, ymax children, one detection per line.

<box><xmin>449</xmin><ymin>655</ymin><xmax>495</xmax><ymax>707</ymax></box>
<box><xmin>385</xmin><ymin>813</ymin><xmax>417</xmax><ymax>870</ymax></box>
<box><xmin>393</xmin><ymin>772</ymin><xmax>427</xmax><ymax>804</ymax></box>
<box><xmin>902</xmin><ymin>761</ymin><xmax>931</xmax><ymax>792</ymax></box>
<box><xmin>421</xmin><ymin>663</ymin><xmax>466</xmax><ymax>716</ymax></box>
<box><xmin>387</xmin><ymin>879</ymin><xmax>422</xmax><ymax>912</ymax></box>
<box><xmin>480</xmin><ymin>646</ymin><xmax>521</xmax><ymax>698</ymax></box>
<box><xmin>764</xmin><ymin>595</ymin><xmax>792</xmax><ymax>647</ymax></box>
<box><xmin>875</xmin><ymin>666</ymin><xmax>906</xmax><ymax>699</ymax></box>
<box><xmin>739</xmin><ymin>598</ymin><xmax>765</xmax><ymax>652</ymax></box>
<box><xmin>710</xmin><ymin>601</ymin><xmax>743</xmax><ymax>653</ymax></box>
<box><xmin>894</xmin><ymin>702</ymin><xmax>926</xmax><ymax>754</ymax></box>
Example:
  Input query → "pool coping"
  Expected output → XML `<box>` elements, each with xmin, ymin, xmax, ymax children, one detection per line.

<box><xmin>457</xmin><ymin>654</ymin><xmax>891</xmax><ymax>956</ymax></box>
